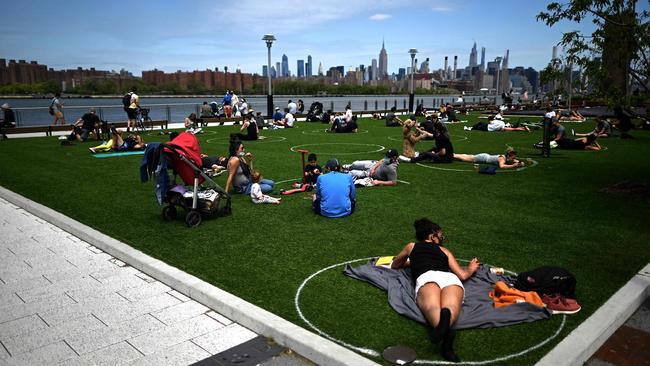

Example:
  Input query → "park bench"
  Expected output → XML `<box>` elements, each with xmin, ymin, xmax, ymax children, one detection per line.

<box><xmin>0</xmin><ymin>120</ymin><xmax>168</xmax><ymax>138</ymax></box>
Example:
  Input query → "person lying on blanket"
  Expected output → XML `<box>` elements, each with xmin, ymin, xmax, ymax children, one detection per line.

<box><xmin>453</xmin><ymin>147</ymin><xmax>525</xmax><ymax>169</ymax></box>
<box><xmin>89</xmin><ymin>126</ymin><xmax>145</xmax><ymax>153</ymax></box>
<box><xmin>391</xmin><ymin>218</ymin><xmax>479</xmax><ymax>363</ymax></box>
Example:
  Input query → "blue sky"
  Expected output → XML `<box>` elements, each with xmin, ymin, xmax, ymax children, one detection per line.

<box><xmin>2</xmin><ymin>0</ymin><xmax>643</xmax><ymax>76</ymax></box>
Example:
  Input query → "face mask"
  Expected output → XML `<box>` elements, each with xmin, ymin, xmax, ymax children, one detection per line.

<box><xmin>384</xmin><ymin>157</ymin><xmax>391</xmax><ymax>165</ymax></box>
<box><xmin>237</xmin><ymin>152</ymin><xmax>245</xmax><ymax>158</ymax></box>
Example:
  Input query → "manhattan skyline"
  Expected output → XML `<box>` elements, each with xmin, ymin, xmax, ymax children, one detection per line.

<box><xmin>3</xmin><ymin>0</ymin><xmax>648</xmax><ymax>76</ymax></box>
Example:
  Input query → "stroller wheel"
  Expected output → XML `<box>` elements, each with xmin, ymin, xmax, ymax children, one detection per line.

<box><xmin>162</xmin><ymin>205</ymin><xmax>177</xmax><ymax>221</ymax></box>
<box><xmin>185</xmin><ymin>210</ymin><xmax>202</xmax><ymax>228</ymax></box>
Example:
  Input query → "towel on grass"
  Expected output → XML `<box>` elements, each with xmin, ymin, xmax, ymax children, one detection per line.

<box><xmin>344</xmin><ymin>260</ymin><xmax>551</xmax><ymax>330</ymax></box>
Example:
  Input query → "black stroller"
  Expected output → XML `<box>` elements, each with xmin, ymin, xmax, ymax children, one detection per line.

<box><xmin>142</xmin><ymin>132</ymin><xmax>231</xmax><ymax>227</ymax></box>
<box><xmin>306</xmin><ymin>101</ymin><xmax>323</xmax><ymax>122</ymax></box>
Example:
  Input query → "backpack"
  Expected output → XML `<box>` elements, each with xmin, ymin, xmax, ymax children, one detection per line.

<box><xmin>514</xmin><ymin>266</ymin><xmax>576</xmax><ymax>298</ymax></box>
<box><xmin>122</xmin><ymin>93</ymin><xmax>132</xmax><ymax>109</ymax></box>
<box><xmin>49</xmin><ymin>99</ymin><xmax>55</xmax><ymax>115</ymax></box>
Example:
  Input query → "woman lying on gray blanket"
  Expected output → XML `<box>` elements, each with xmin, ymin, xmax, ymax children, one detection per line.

<box><xmin>391</xmin><ymin>218</ymin><xmax>479</xmax><ymax>363</ymax></box>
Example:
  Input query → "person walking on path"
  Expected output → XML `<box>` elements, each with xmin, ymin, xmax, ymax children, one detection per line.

<box><xmin>124</xmin><ymin>87</ymin><xmax>139</xmax><ymax>132</ymax></box>
<box><xmin>51</xmin><ymin>92</ymin><xmax>65</xmax><ymax>126</ymax></box>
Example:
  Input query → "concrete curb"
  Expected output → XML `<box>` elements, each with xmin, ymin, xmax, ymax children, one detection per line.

<box><xmin>536</xmin><ymin>263</ymin><xmax>650</xmax><ymax>366</ymax></box>
<box><xmin>0</xmin><ymin>186</ymin><xmax>379</xmax><ymax>366</ymax></box>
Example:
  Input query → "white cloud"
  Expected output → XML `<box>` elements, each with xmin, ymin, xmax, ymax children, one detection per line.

<box><xmin>369</xmin><ymin>14</ymin><xmax>392</xmax><ymax>21</ymax></box>
<box><xmin>431</xmin><ymin>6</ymin><xmax>454</xmax><ymax>12</ymax></box>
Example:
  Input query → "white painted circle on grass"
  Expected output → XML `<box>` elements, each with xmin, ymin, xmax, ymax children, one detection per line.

<box><xmin>302</xmin><ymin>129</ymin><xmax>369</xmax><ymax>135</ymax></box>
<box><xmin>387</xmin><ymin>135</ymin><xmax>469</xmax><ymax>142</ymax></box>
<box><xmin>290</xmin><ymin>143</ymin><xmax>385</xmax><ymax>155</ymax></box>
<box><xmin>295</xmin><ymin>257</ymin><xmax>565</xmax><ymax>365</ymax></box>
<box><xmin>205</xmin><ymin>135</ymin><xmax>287</xmax><ymax>144</ymax></box>
<box><xmin>416</xmin><ymin>159</ymin><xmax>538</xmax><ymax>173</ymax></box>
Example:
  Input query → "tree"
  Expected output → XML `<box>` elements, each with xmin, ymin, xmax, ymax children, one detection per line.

<box><xmin>537</xmin><ymin>1</ymin><xmax>650</xmax><ymax>105</ymax></box>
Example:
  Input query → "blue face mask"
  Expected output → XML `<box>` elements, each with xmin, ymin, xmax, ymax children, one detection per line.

<box><xmin>384</xmin><ymin>157</ymin><xmax>391</xmax><ymax>165</ymax></box>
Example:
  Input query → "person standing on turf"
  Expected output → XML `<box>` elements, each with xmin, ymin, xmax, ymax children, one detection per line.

<box><xmin>391</xmin><ymin>218</ymin><xmax>479</xmax><ymax>363</ymax></box>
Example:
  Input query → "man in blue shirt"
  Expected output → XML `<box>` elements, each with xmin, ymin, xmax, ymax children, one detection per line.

<box><xmin>272</xmin><ymin>107</ymin><xmax>284</xmax><ymax>123</ymax></box>
<box><xmin>313</xmin><ymin>159</ymin><xmax>356</xmax><ymax>218</ymax></box>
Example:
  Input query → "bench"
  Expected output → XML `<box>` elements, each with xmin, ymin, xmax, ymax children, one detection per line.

<box><xmin>0</xmin><ymin>120</ymin><xmax>168</xmax><ymax>138</ymax></box>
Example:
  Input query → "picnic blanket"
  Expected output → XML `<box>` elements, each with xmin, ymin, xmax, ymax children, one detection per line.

<box><xmin>344</xmin><ymin>260</ymin><xmax>551</xmax><ymax>330</ymax></box>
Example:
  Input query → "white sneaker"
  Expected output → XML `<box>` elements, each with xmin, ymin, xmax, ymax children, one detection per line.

<box><xmin>571</xmin><ymin>129</ymin><xmax>575</xmax><ymax>136</ymax></box>
<box><xmin>193</xmin><ymin>128</ymin><xmax>203</xmax><ymax>134</ymax></box>
<box><xmin>342</xmin><ymin>164</ymin><xmax>352</xmax><ymax>170</ymax></box>
<box><xmin>398</xmin><ymin>155</ymin><xmax>411</xmax><ymax>162</ymax></box>
<box><xmin>58</xmin><ymin>136</ymin><xmax>67</xmax><ymax>140</ymax></box>
<box><xmin>463</xmin><ymin>126</ymin><xmax>471</xmax><ymax>131</ymax></box>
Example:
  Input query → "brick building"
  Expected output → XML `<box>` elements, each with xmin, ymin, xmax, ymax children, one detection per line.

<box><xmin>142</xmin><ymin>68</ymin><xmax>262</xmax><ymax>94</ymax></box>
<box><xmin>0</xmin><ymin>58</ymin><xmax>127</xmax><ymax>89</ymax></box>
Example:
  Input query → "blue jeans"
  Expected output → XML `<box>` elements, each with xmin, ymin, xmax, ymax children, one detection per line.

<box><xmin>235</xmin><ymin>179</ymin><xmax>275</xmax><ymax>194</ymax></box>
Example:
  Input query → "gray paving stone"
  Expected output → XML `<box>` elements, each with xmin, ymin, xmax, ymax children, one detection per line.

<box><xmin>0</xmin><ymin>292</ymin><xmax>76</xmax><ymax>324</ymax></box>
<box><xmin>0</xmin><ymin>315</ymin><xmax>48</xmax><ymax>340</ymax></box>
<box><xmin>3</xmin><ymin>314</ymin><xmax>106</xmax><ymax>356</ymax></box>
<box><xmin>129</xmin><ymin>314</ymin><xmax>222</xmax><ymax>356</ymax></box>
<box><xmin>0</xmin><ymin>274</ymin><xmax>50</xmax><ymax>294</ymax></box>
<box><xmin>16</xmin><ymin>276</ymin><xmax>99</xmax><ymax>304</ymax></box>
<box><xmin>117</xmin><ymin>281</ymin><xmax>171</xmax><ymax>303</ymax></box>
<box><xmin>39</xmin><ymin>292</ymin><xmax>128</xmax><ymax>327</ymax></box>
<box><xmin>191</xmin><ymin>323</ymin><xmax>257</xmax><ymax>355</ymax></box>
<box><xmin>61</xmin><ymin>273</ymin><xmax>146</xmax><ymax>303</ymax></box>
<box><xmin>167</xmin><ymin>290</ymin><xmax>191</xmax><ymax>302</ymax></box>
<box><xmin>94</xmin><ymin>293</ymin><xmax>181</xmax><ymax>326</ymax></box>
<box><xmin>3</xmin><ymin>242</ymin><xmax>55</xmax><ymax>261</ymax></box>
<box><xmin>205</xmin><ymin>311</ymin><xmax>233</xmax><ymax>326</ymax></box>
<box><xmin>151</xmin><ymin>300</ymin><xmax>210</xmax><ymax>326</ymax></box>
<box><xmin>66</xmin><ymin>314</ymin><xmax>164</xmax><ymax>355</ymax></box>
<box><xmin>625</xmin><ymin>298</ymin><xmax>650</xmax><ymax>333</ymax></box>
<box><xmin>4</xmin><ymin>341</ymin><xmax>76</xmax><ymax>366</ymax></box>
<box><xmin>58</xmin><ymin>341</ymin><xmax>142</xmax><ymax>366</ymax></box>
<box><xmin>0</xmin><ymin>291</ymin><xmax>23</xmax><ymax>308</ymax></box>
<box><xmin>127</xmin><ymin>340</ymin><xmax>210</xmax><ymax>366</ymax></box>
<box><xmin>0</xmin><ymin>341</ymin><xmax>9</xmax><ymax>359</ymax></box>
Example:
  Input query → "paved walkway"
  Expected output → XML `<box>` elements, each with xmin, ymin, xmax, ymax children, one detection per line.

<box><xmin>0</xmin><ymin>197</ymin><xmax>260</xmax><ymax>366</ymax></box>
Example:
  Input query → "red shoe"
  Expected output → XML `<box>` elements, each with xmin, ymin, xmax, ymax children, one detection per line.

<box><xmin>543</xmin><ymin>294</ymin><xmax>581</xmax><ymax>314</ymax></box>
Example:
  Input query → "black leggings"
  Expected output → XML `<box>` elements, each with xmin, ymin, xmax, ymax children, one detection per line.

<box><xmin>232</xmin><ymin>133</ymin><xmax>257</xmax><ymax>141</ymax></box>
<box><xmin>411</xmin><ymin>151</ymin><xmax>452</xmax><ymax>163</ymax></box>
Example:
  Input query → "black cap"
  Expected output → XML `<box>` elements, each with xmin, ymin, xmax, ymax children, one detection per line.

<box><xmin>325</xmin><ymin>158</ymin><xmax>340</xmax><ymax>171</ymax></box>
<box><xmin>385</xmin><ymin>149</ymin><xmax>399</xmax><ymax>159</ymax></box>
<box><xmin>409</xmin><ymin>115</ymin><xmax>417</xmax><ymax>120</ymax></box>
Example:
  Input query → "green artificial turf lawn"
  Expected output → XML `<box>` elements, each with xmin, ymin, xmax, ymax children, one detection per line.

<box><xmin>1</xmin><ymin>112</ymin><xmax>649</xmax><ymax>365</ymax></box>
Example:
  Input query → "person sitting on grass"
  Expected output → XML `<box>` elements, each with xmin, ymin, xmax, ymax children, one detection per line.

<box><xmin>274</xmin><ymin>108</ymin><xmax>294</xmax><ymax>128</ymax></box>
<box><xmin>453</xmin><ymin>148</ymin><xmax>525</xmax><ymax>169</ymax></box>
<box><xmin>224</xmin><ymin>137</ymin><xmax>274</xmax><ymax>194</ymax></box>
<box><xmin>574</xmin><ymin>116</ymin><xmax>611</xmax><ymax>138</ymax></box>
<box><xmin>328</xmin><ymin>114</ymin><xmax>358</xmax><ymax>133</ymax></box>
<box><xmin>89</xmin><ymin>126</ymin><xmax>145</xmax><ymax>153</ymax></box>
<box><xmin>557</xmin><ymin>133</ymin><xmax>602</xmax><ymax>151</ymax></box>
<box><xmin>184</xmin><ymin>113</ymin><xmax>202</xmax><ymax>134</ymax></box>
<box><xmin>272</xmin><ymin>107</ymin><xmax>284</xmax><ymax>124</ymax></box>
<box><xmin>445</xmin><ymin>103</ymin><xmax>461</xmax><ymax>123</ymax></box>
<box><xmin>312</xmin><ymin>159</ymin><xmax>356</xmax><ymax>218</ymax></box>
<box><xmin>391</xmin><ymin>218</ymin><xmax>479</xmax><ymax>363</ymax></box>
<box><xmin>344</xmin><ymin>149</ymin><xmax>400</xmax><ymax>186</ymax></box>
<box><xmin>405</xmin><ymin>122</ymin><xmax>454</xmax><ymax>164</ymax></box>
<box><xmin>62</xmin><ymin>107</ymin><xmax>101</xmax><ymax>144</ymax></box>
<box><xmin>250</xmin><ymin>171</ymin><xmax>281</xmax><ymax>204</ymax></box>
<box><xmin>385</xmin><ymin>106</ymin><xmax>403</xmax><ymax>127</ymax></box>
<box><xmin>304</xmin><ymin>153</ymin><xmax>322</xmax><ymax>186</ymax></box>
<box><xmin>231</xmin><ymin>113</ymin><xmax>258</xmax><ymax>140</ymax></box>
<box><xmin>399</xmin><ymin>118</ymin><xmax>433</xmax><ymax>161</ymax></box>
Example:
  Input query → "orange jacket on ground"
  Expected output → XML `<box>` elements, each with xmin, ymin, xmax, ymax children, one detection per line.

<box><xmin>489</xmin><ymin>281</ymin><xmax>545</xmax><ymax>308</ymax></box>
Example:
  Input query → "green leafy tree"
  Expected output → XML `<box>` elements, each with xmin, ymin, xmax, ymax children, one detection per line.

<box><xmin>537</xmin><ymin>0</ymin><xmax>650</xmax><ymax>106</ymax></box>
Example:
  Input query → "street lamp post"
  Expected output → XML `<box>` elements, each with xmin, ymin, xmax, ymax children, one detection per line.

<box><xmin>408</xmin><ymin>48</ymin><xmax>418</xmax><ymax>113</ymax></box>
<box><xmin>262</xmin><ymin>34</ymin><xmax>276</xmax><ymax>119</ymax></box>
<box><xmin>567</xmin><ymin>59</ymin><xmax>573</xmax><ymax>109</ymax></box>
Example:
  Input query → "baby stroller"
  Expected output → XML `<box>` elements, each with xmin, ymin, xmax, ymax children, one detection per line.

<box><xmin>209</xmin><ymin>101</ymin><xmax>225</xmax><ymax>117</ymax></box>
<box><xmin>143</xmin><ymin>132</ymin><xmax>231</xmax><ymax>227</ymax></box>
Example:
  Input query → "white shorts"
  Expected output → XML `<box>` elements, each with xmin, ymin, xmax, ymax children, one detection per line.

<box><xmin>415</xmin><ymin>270</ymin><xmax>464</xmax><ymax>295</ymax></box>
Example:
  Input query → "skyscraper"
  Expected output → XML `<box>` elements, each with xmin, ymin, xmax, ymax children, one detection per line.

<box><xmin>318</xmin><ymin>62</ymin><xmax>323</xmax><ymax>76</ymax></box>
<box><xmin>276</xmin><ymin>62</ymin><xmax>281</xmax><ymax>77</ymax></box>
<box><xmin>297</xmin><ymin>60</ymin><xmax>305</xmax><ymax>78</ymax></box>
<box><xmin>378</xmin><ymin>39</ymin><xmax>388</xmax><ymax>79</ymax></box>
<box><xmin>480</xmin><ymin>47</ymin><xmax>486</xmax><ymax>71</ymax></box>
<box><xmin>371</xmin><ymin>58</ymin><xmax>378</xmax><ymax>81</ymax></box>
<box><xmin>469</xmin><ymin>42</ymin><xmax>478</xmax><ymax>67</ymax></box>
<box><xmin>306</xmin><ymin>55</ymin><xmax>313</xmax><ymax>77</ymax></box>
<box><xmin>262</xmin><ymin>65</ymin><xmax>268</xmax><ymax>77</ymax></box>
<box><xmin>271</xmin><ymin>66</ymin><xmax>277</xmax><ymax>78</ymax></box>
<box><xmin>281</xmin><ymin>54</ymin><xmax>289</xmax><ymax>77</ymax></box>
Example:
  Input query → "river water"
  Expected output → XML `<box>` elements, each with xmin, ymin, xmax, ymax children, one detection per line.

<box><xmin>2</xmin><ymin>94</ymin><xmax>493</xmax><ymax>127</ymax></box>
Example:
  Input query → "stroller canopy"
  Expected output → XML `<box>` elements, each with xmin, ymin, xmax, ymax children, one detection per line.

<box><xmin>165</xmin><ymin>132</ymin><xmax>203</xmax><ymax>185</ymax></box>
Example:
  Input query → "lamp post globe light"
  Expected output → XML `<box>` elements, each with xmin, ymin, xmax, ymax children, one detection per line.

<box><xmin>262</xmin><ymin>34</ymin><xmax>276</xmax><ymax>118</ymax></box>
<box><xmin>408</xmin><ymin>48</ymin><xmax>418</xmax><ymax>113</ymax></box>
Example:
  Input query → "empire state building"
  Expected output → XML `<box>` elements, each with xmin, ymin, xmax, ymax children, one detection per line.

<box><xmin>378</xmin><ymin>40</ymin><xmax>388</xmax><ymax>79</ymax></box>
